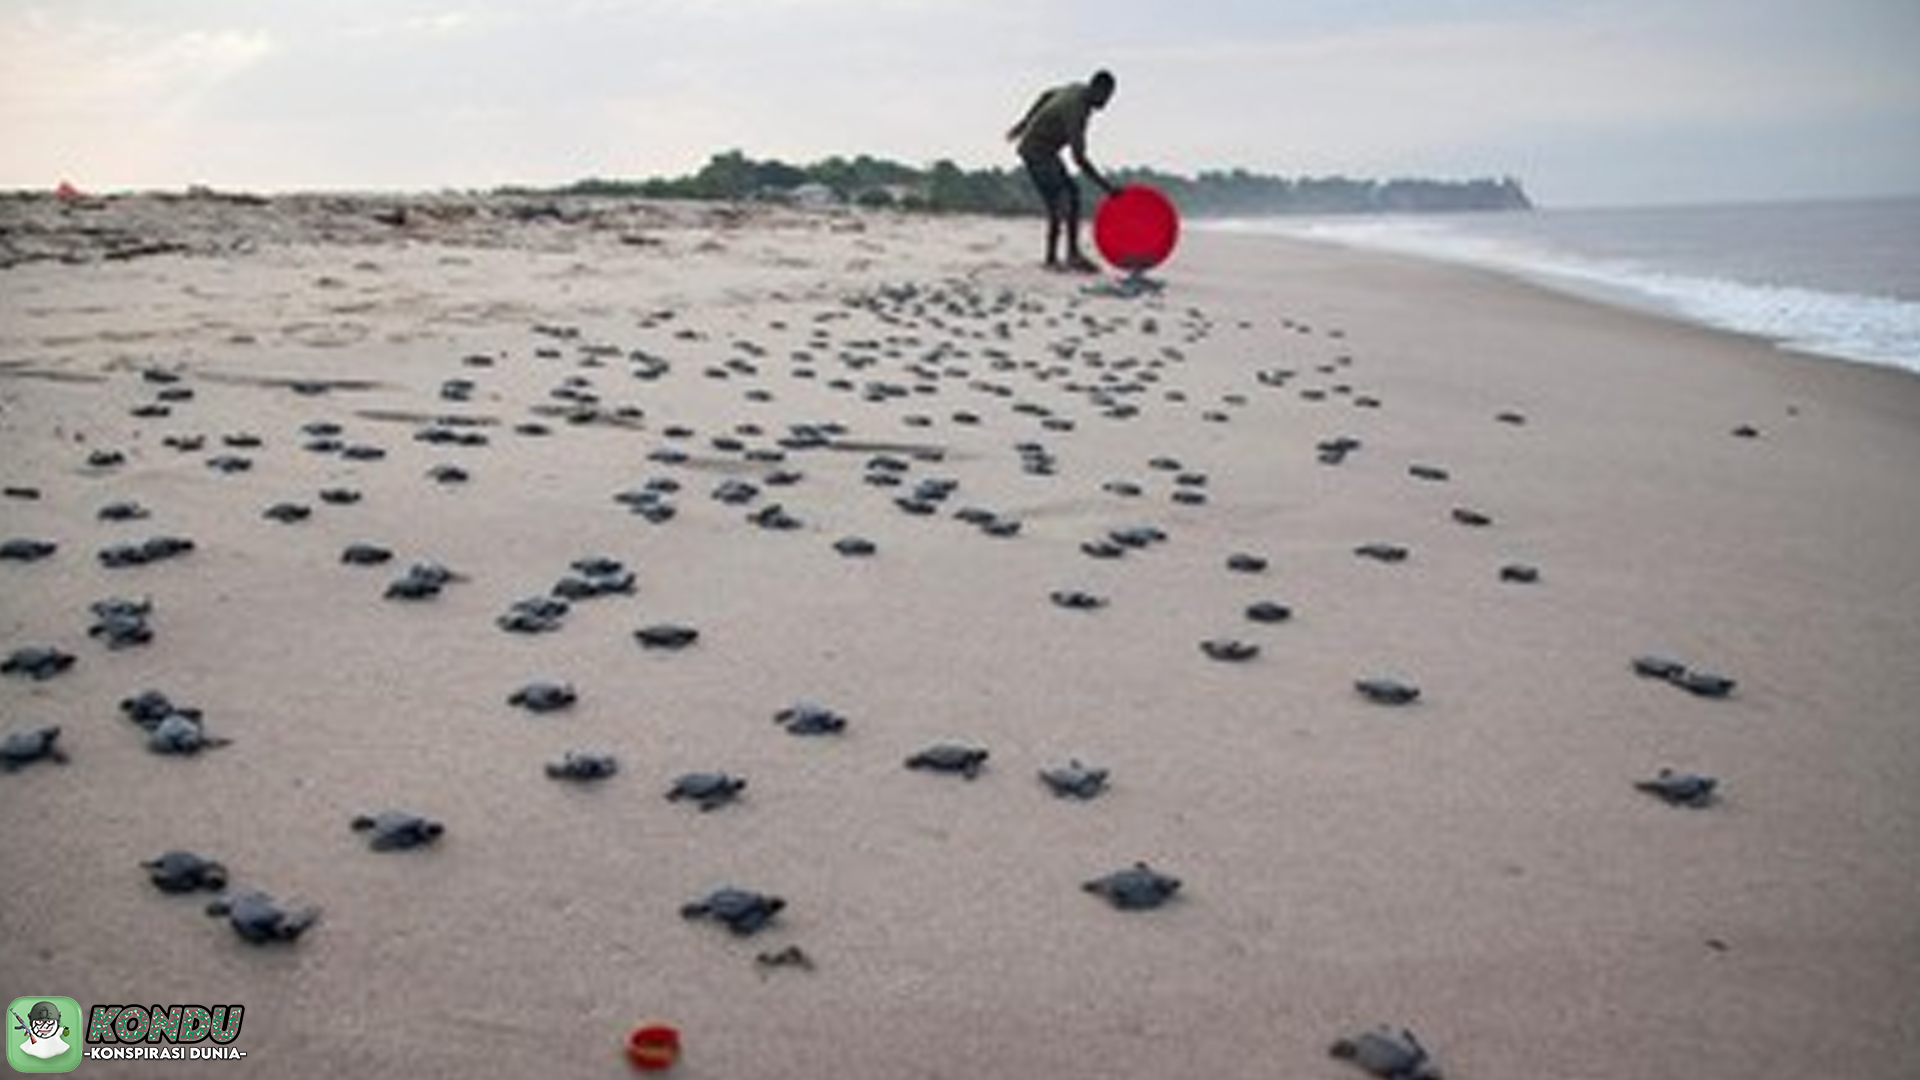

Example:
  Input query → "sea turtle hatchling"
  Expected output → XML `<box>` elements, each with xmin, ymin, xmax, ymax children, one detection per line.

<box><xmin>1</xmin><ymin>725</ymin><xmax>67</xmax><ymax>770</ymax></box>
<box><xmin>904</xmin><ymin>743</ymin><xmax>989</xmax><ymax>779</ymax></box>
<box><xmin>1083</xmin><ymin>862</ymin><xmax>1181</xmax><ymax>910</ymax></box>
<box><xmin>666</xmin><ymin>772</ymin><xmax>747</xmax><ymax>811</ymax></box>
<box><xmin>350</xmin><ymin>810</ymin><xmax>445</xmax><ymax>850</ymax></box>
<box><xmin>634</xmin><ymin>623</ymin><xmax>700</xmax><ymax>650</ymax></box>
<box><xmin>1635</xmin><ymin>768</ymin><xmax>1719</xmax><ymax>808</ymax></box>
<box><xmin>773</xmin><ymin>702</ymin><xmax>846</xmax><ymax>735</ymax></box>
<box><xmin>1329</xmin><ymin>1025</ymin><xmax>1443</xmax><ymax>1080</ymax></box>
<box><xmin>1201</xmin><ymin>639</ymin><xmax>1260</xmax><ymax>662</ymax></box>
<box><xmin>143</xmin><ymin>850</ymin><xmax>227</xmax><ymax>892</ymax></box>
<box><xmin>205</xmin><ymin>889</ymin><xmax>319</xmax><ymax>943</ymax></box>
<box><xmin>1038</xmin><ymin>759</ymin><xmax>1109</xmax><ymax>799</ymax></box>
<box><xmin>509</xmin><ymin>681</ymin><xmax>577</xmax><ymax>713</ymax></box>
<box><xmin>1244</xmin><ymin>601</ymin><xmax>1293</xmax><ymax>623</ymax></box>
<box><xmin>148</xmin><ymin>712</ymin><xmax>231</xmax><ymax>755</ymax></box>
<box><xmin>2</xmin><ymin>646</ymin><xmax>76</xmax><ymax>681</ymax></box>
<box><xmin>545</xmin><ymin>749</ymin><xmax>619</xmax><ymax>781</ymax></box>
<box><xmin>1355</xmin><ymin>678</ymin><xmax>1421</xmax><ymax>705</ymax></box>
<box><xmin>680</xmin><ymin>887</ymin><xmax>785</xmax><ymax>936</ymax></box>
<box><xmin>1049</xmin><ymin>589</ymin><xmax>1107</xmax><ymax>611</ymax></box>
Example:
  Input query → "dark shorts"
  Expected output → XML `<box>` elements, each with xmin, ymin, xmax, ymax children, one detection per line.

<box><xmin>1022</xmin><ymin>152</ymin><xmax>1078</xmax><ymax>216</ymax></box>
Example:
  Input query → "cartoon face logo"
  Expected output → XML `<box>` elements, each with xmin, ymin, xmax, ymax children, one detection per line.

<box><xmin>8</xmin><ymin>997</ymin><xmax>77</xmax><ymax>1069</ymax></box>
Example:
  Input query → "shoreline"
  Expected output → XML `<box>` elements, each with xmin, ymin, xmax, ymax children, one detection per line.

<box><xmin>3</xmin><ymin>199</ymin><xmax>1917</xmax><ymax>1079</ymax></box>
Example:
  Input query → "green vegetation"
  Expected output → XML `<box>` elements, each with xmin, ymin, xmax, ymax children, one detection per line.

<box><xmin>536</xmin><ymin>150</ymin><xmax>1532</xmax><ymax>216</ymax></box>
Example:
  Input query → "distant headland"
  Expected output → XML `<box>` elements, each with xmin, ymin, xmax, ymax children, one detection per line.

<box><xmin>515</xmin><ymin>150</ymin><xmax>1533</xmax><ymax>217</ymax></box>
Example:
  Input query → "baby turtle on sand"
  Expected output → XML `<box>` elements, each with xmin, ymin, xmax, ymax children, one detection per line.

<box><xmin>498</xmin><ymin>596</ymin><xmax>568</xmax><ymax>634</ymax></box>
<box><xmin>0</xmin><ymin>538</ymin><xmax>57</xmax><ymax>561</ymax></box>
<box><xmin>1329</xmin><ymin>1025</ymin><xmax>1443</xmax><ymax>1080</ymax></box>
<box><xmin>1354</xmin><ymin>543</ymin><xmax>1410</xmax><ymax>564</ymax></box>
<box><xmin>1355</xmin><ymin>678</ymin><xmax>1421</xmax><ymax>705</ymax></box>
<box><xmin>89</xmin><ymin>598</ymin><xmax>154</xmax><ymax>648</ymax></box>
<box><xmin>545</xmin><ymin>749</ymin><xmax>619</xmax><ymax>781</ymax></box>
<box><xmin>143</xmin><ymin>850</ymin><xmax>227</xmax><ymax>892</ymax></box>
<box><xmin>667</xmin><ymin>772</ymin><xmax>747</xmax><ymax>811</ymax></box>
<box><xmin>680</xmin><ymin>887</ymin><xmax>785</xmax><ymax>936</ymax></box>
<box><xmin>262</xmin><ymin>502</ymin><xmax>312</xmax><ymax>524</ymax></box>
<box><xmin>1631</xmin><ymin>656</ymin><xmax>1736</xmax><ymax>698</ymax></box>
<box><xmin>1225</xmin><ymin>552</ymin><xmax>1268</xmax><ymax>573</ymax></box>
<box><xmin>205</xmin><ymin>890</ymin><xmax>318</xmax><ymax>943</ymax></box>
<box><xmin>1</xmin><ymin>726</ymin><xmax>66</xmax><ymax>770</ymax></box>
<box><xmin>1083</xmin><ymin>862</ymin><xmax>1181</xmax><ymax>910</ymax></box>
<box><xmin>1635</xmin><ymin>768</ymin><xmax>1719</xmax><ymax>808</ymax></box>
<box><xmin>1499</xmin><ymin>563</ymin><xmax>1540</xmax><ymax>584</ymax></box>
<box><xmin>1450</xmin><ymin>507</ymin><xmax>1492</xmax><ymax>527</ymax></box>
<box><xmin>385</xmin><ymin>561</ymin><xmax>459</xmax><ymax>600</ymax></box>
<box><xmin>905</xmin><ymin>744</ymin><xmax>989</xmax><ymax>779</ymax></box>
<box><xmin>1050</xmin><ymin>589</ymin><xmax>1107</xmax><ymax>611</ymax></box>
<box><xmin>509</xmin><ymin>681</ymin><xmax>577</xmax><ymax>713</ymax></box>
<box><xmin>634</xmin><ymin>623</ymin><xmax>699</xmax><ymax>650</ymax></box>
<box><xmin>149</xmin><ymin>712</ymin><xmax>230</xmax><ymax>755</ymax></box>
<box><xmin>351</xmin><ymin>810</ymin><xmax>445</xmax><ymax>850</ymax></box>
<box><xmin>1244</xmin><ymin>601</ymin><xmax>1293</xmax><ymax>623</ymax></box>
<box><xmin>341</xmin><ymin>542</ymin><xmax>394</xmax><ymax>566</ymax></box>
<box><xmin>1201</xmin><ymin>639</ymin><xmax>1260</xmax><ymax>662</ymax></box>
<box><xmin>2</xmin><ymin>646</ymin><xmax>76</xmax><ymax>681</ymax></box>
<box><xmin>1038</xmin><ymin>759</ymin><xmax>1109</xmax><ymax>799</ymax></box>
<box><xmin>774</xmin><ymin>702</ymin><xmax>846</xmax><ymax>735</ymax></box>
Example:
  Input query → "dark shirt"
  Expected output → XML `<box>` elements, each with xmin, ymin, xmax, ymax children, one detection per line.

<box><xmin>1015</xmin><ymin>82</ymin><xmax>1095</xmax><ymax>161</ymax></box>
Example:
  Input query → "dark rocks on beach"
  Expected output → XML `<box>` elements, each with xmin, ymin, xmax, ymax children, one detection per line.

<box><xmin>1</xmin><ymin>725</ymin><xmax>67</xmax><ymax>770</ymax></box>
<box><xmin>1328</xmin><ymin>1025</ymin><xmax>1443</xmax><ymax>1080</ymax></box>
<box><xmin>1083</xmin><ymin>862</ymin><xmax>1181</xmax><ymax>910</ymax></box>
<box><xmin>143</xmin><ymin>850</ymin><xmax>228</xmax><ymax>893</ymax></box>
<box><xmin>681</xmin><ymin>887</ymin><xmax>785</xmax><ymax>936</ymax></box>
<box><xmin>206</xmin><ymin>889</ymin><xmax>319</xmax><ymax>943</ymax></box>
<box><xmin>2</xmin><ymin>646</ymin><xmax>76</xmax><ymax>681</ymax></box>
<box><xmin>1038</xmin><ymin>759</ymin><xmax>1109</xmax><ymax>799</ymax></box>
<box><xmin>667</xmin><ymin>772</ymin><xmax>747</xmax><ymax>811</ymax></box>
<box><xmin>1355</xmin><ymin>678</ymin><xmax>1421</xmax><ymax>705</ymax></box>
<box><xmin>1635</xmin><ymin>768</ymin><xmax>1720</xmax><ymax>808</ymax></box>
<box><xmin>904</xmin><ymin>743</ymin><xmax>989</xmax><ymax>779</ymax></box>
<box><xmin>545</xmin><ymin>749</ymin><xmax>619</xmax><ymax>781</ymax></box>
<box><xmin>351</xmin><ymin>809</ymin><xmax>445</xmax><ymax>850</ymax></box>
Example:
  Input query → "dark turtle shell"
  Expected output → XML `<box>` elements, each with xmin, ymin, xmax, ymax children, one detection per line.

<box><xmin>1038</xmin><ymin>759</ymin><xmax>1109</xmax><ymax>799</ymax></box>
<box><xmin>1083</xmin><ymin>862</ymin><xmax>1181</xmax><ymax>910</ymax></box>
<box><xmin>1</xmin><ymin>725</ymin><xmax>66</xmax><ymax>769</ymax></box>
<box><xmin>546</xmin><ymin>749</ymin><xmax>619</xmax><ymax>780</ymax></box>
<box><xmin>351</xmin><ymin>810</ymin><xmax>445</xmax><ymax>850</ymax></box>
<box><xmin>1635</xmin><ymin>768</ymin><xmax>1718</xmax><ymax>808</ymax></box>
<box><xmin>635</xmin><ymin>623</ymin><xmax>699</xmax><ymax>650</ymax></box>
<box><xmin>1355</xmin><ymin>678</ymin><xmax>1421</xmax><ymax>705</ymax></box>
<box><xmin>680</xmin><ymin>887</ymin><xmax>784</xmax><ymax>935</ymax></box>
<box><xmin>774</xmin><ymin>702</ymin><xmax>846</xmax><ymax>735</ymax></box>
<box><xmin>206</xmin><ymin>889</ymin><xmax>319</xmax><ymax>943</ymax></box>
<box><xmin>144</xmin><ymin>850</ymin><xmax>227</xmax><ymax>892</ymax></box>
<box><xmin>667</xmin><ymin>772</ymin><xmax>746</xmax><ymax>811</ymax></box>
<box><xmin>1328</xmin><ymin>1025</ymin><xmax>1441</xmax><ymax>1079</ymax></box>
<box><xmin>509</xmin><ymin>681</ymin><xmax>577</xmax><ymax>713</ymax></box>
<box><xmin>904</xmin><ymin>744</ymin><xmax>989</xmax><ymax>778</ymax></box>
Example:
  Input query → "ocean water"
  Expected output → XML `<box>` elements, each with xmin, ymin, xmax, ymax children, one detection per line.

<box><xmin>1207</xmin><ymin>197</ymin><xmax>1920</xmax><ymax>374</ymax></box>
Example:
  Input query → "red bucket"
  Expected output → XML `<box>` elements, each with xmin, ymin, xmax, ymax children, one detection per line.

<box><xmin>626</xmin><ymin>1022</ymin><xmax>681</xmax><ymax>1071</ymax></box>
<box><xmin>1093</xmin><ymin>184</ymin><xmax>1180</xmax><ymax>272</ymax></box>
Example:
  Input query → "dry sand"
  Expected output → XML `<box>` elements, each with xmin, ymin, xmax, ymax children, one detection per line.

<box><xmin>2</xmin><ymin>191</ymin><xmax>1917</xmax><ymax>1079</ymax></box>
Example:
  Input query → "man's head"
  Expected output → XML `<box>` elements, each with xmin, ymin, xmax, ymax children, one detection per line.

<box><xmin>1088</xmin><ymin>70</ymin><xmax>1116</xmax><ymax>109</ymax></box>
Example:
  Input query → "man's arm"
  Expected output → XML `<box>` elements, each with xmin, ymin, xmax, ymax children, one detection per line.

<box><xmin>1069</xmin><ymin>127</ymin><xmax>1114</xmax><ymax>194</ymax></box>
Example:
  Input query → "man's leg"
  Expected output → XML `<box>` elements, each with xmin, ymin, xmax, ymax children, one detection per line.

<box><xmin>1061</xmin><ymin>181</ymin><xmax>1097</xmax><ymax>272</ymax></box>
<box><xmin>1025</xmin><ymin>154</ymin><xmax>1071</xmax><ymax>268</ymax></box>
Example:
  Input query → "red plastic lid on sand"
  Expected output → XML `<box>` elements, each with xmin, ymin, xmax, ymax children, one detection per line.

<box><xmin>626</xmin><ymin>1022</ymin><xmax>681</xmax><ymax>1071</ymax></box>
<box><xmin>1093</xmin><ymin>184</ymin><xmax>1180</xmax><ymax>272</ymax></box>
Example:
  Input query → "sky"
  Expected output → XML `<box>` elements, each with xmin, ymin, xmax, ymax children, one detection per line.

<box><xmin>2</xmin><ymin>0</ymin><xmax>1916</xmax><ymax>207</ymax></box>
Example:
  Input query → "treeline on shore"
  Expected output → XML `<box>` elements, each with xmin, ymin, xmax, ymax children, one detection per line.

<box><xmin>518</xmin><ymin>150</ymin><xmax>1531</xmax><ymax>217</ymax></box>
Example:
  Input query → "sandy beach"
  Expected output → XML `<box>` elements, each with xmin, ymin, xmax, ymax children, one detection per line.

<box><xmin>3</xmin><ymin>191</ymin><xmax>1917</xmax><ymax>1079</ymax></box>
